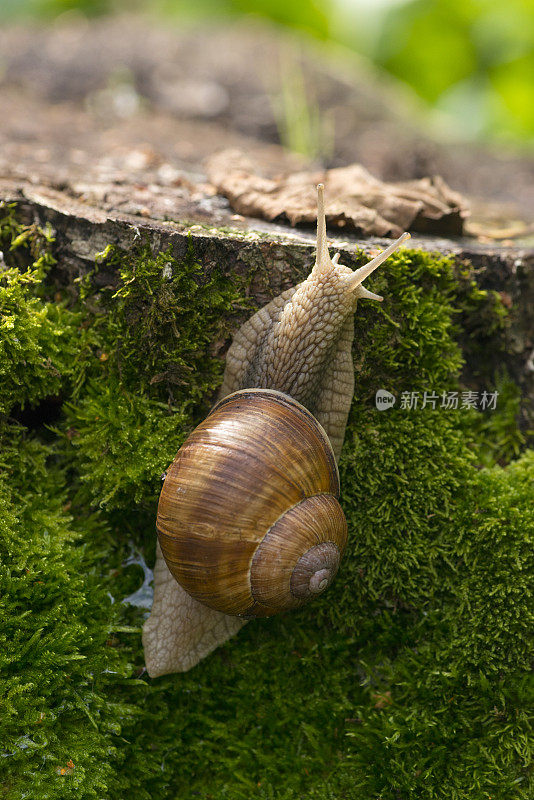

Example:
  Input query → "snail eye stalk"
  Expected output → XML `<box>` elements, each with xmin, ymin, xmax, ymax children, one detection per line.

<box><xmin>345</xmin><ymin>232</ymin><xmax>411</xmax><ymax>293</ymax></box>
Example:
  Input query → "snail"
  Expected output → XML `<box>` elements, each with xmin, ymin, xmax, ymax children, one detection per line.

<box><xmin>142</xmin><ymin>185</ymin><xmax>410</xmax><ymax>676</ymax></box>
<box><xmin>156</xmin><ymin>387</ymin><xmax>347</xmax><ymax>617</ymax></box>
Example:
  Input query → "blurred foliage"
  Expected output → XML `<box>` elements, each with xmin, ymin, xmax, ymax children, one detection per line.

<box><xmin>1</xmin><ymin>0</ymin><xmax>533</xmax><ymax>144</ymax></box>
<box><xmin>271</xmin><ymin>45</ymin><xmax>335</xmax><ymax>161</ymax></box>
<box><xmin>0</xmin><ymin>0</ymin><xmax>332</xmax><ymax>37</ymax></box>
<box><xmin>371</xmin><ymin>0</ymin><xmax>534</xmax><ymax>141</ymax></box>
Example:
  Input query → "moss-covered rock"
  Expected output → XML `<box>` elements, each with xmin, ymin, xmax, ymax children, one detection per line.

<box><xmin>0</xmin><ymin>203</ymin><xmax>532</xmax><ymax>800</ymax></box>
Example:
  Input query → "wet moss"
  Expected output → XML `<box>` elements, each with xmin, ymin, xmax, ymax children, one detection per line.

<box><xmin>1</xmin><ymin>206</ymin><xmax>532</xmax><ymax>800</ymax></box>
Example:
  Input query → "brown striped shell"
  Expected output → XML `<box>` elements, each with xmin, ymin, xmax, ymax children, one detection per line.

<box><xmin>156</xmin><ymin>389</ymin><xmax>348</xmax><ymax>618</ymax></box>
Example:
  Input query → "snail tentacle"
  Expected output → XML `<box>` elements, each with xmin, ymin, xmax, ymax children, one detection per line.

<box><xmin>354</xmin><ymin>284</ymin><xmax>384</xmax><ymax>302</ymax></box>
<box><xmin>311</xmin><ymin>183</ymin><xmax>332</xmax><ymax>278</ymax></box>
<box><xmin>345</xmin><ymin>231</ymin><xmax>411</xmax><ymax>292</ymax></box>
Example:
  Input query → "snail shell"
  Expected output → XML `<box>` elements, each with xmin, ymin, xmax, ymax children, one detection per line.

<box><xmin>156</xmin><ymin>389</ymin><xmax>348</xmax><ymax>618</ymax></box>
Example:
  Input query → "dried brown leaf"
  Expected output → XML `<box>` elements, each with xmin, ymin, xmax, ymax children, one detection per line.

<box><xmin>206</xmin><ymin>150</ymin><xmax>469</xmax><ymax>238</ymax></box>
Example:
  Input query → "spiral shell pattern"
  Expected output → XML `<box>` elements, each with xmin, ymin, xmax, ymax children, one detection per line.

<box><xmin>156</xmin><ymin>389</ymin><xmax>348</xmax><ymax>617</ymax></box>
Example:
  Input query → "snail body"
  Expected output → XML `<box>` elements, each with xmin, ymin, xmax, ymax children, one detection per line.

<box><xmin>157</xmin><ymin>388</ymin><xmax>347</xmax><ymax>617</ymax></box>
<box><xmin>142</xmin><ymin>184</ymin><xmax>410</xmax><ymax>676</ymax></box>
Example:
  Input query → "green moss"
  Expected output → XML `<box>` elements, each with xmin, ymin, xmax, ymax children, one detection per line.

<box><xmin>1</xmin><ymin>209</ymin><xmax>532</xmax><ymax>800</ymax></box>
<box><xmin>465</xmin><ymin>368</ymin><xmax>527</xmax><ymax>466</ymax></box>
<box><xmin>59</xmin><ymin>239</ymin><xmax>252</xmax><ymax>512</ymax></box>
<box><xmin>0</xmin><ymin>204</ymin><xmax>80</xmax><ymax>414</ymax></box>
<box><xmin>63</xmin><ymin>378</ymin><xmax>190</xmax><ymax>509</ymax></box>
<box><xmin>0</xmin><ymin>425</ymin><xmax>139</xmax><ymax>800</ymax></box>
<box><xmin>78</xmin><ymin>238</ymin><xmax>250</xmax><ymax>404</ymax></box>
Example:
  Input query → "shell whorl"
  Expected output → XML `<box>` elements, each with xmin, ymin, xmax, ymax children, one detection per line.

<box><xmin>248</xmin><ymin>494</ymin><xmax>346</xmax><ymax>616</ymax></box>
<box><xmin>291</xmin><ymin>542</ymin><xmax>341</xmax><ymax>598</ymax></box>
<box><xmin>156</xmin><ymin>389</ymin><xmax>347</xmax><ymax>618</ymax></box>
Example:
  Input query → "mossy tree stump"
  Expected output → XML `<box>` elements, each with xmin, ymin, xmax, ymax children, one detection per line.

<box><xmin>1</xmin><ymin>17</ymin><xmax>533</xmax><ymax>800</ymax></box>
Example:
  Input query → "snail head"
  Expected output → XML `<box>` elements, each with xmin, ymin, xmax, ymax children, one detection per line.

<box><xmin>263</xmin><ymin>185</ymin><xmax>410</xmax><ymax>404</ymax></box>
<box><xmin>310</xmin><ymin>183</ymin><xmax>410</xmax><ymax>307</ymax></box>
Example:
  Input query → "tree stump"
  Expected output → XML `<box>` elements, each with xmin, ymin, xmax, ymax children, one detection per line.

<box><xmin>1</xmin><ymin>17</ymin><xmax>532</xmax><ymax>424</ymax></box>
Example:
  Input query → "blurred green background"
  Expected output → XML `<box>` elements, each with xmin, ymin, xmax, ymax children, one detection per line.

<box><xmin>1</xmin><ymin>0</ymin><xmax>533</xmax><ymax>145</ymax></box>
